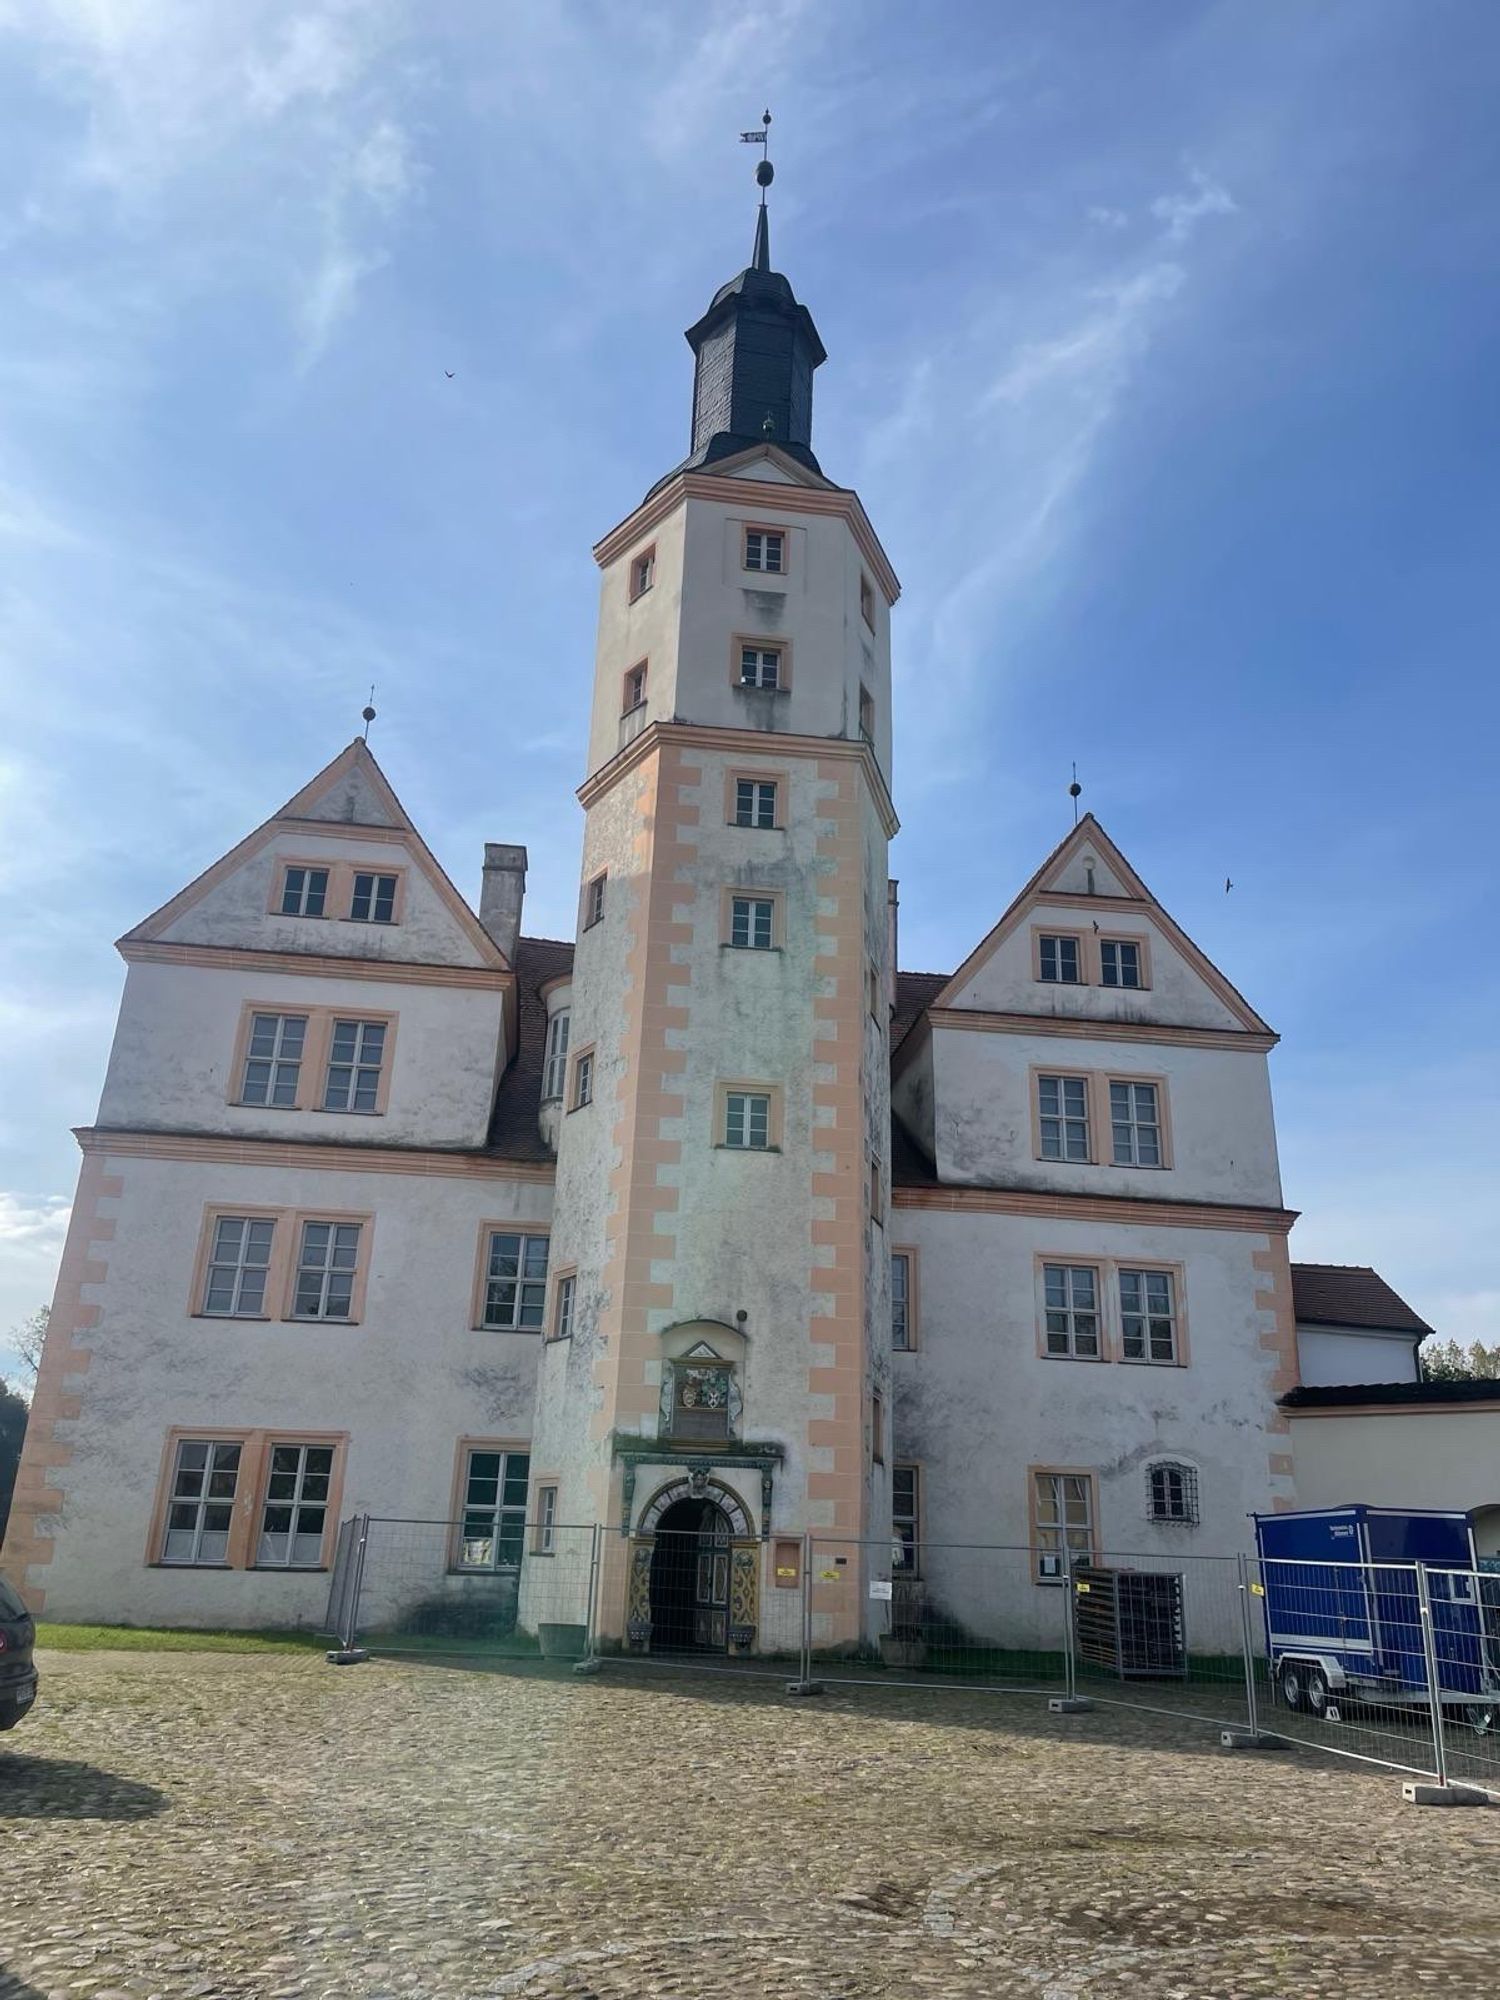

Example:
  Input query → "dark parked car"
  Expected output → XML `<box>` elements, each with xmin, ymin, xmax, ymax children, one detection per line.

<box><xmin>0</xmin><ymin>1575</ymin><xmax>37</xmax><ymax>1730</ymax></box>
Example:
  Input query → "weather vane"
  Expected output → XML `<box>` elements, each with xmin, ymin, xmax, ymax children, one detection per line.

<box><xmin>362</xmin><ymin>685</ymin><xmax>377</xmax><ymax>741</ymax></box>
<box><xmin>1068</xmin><ymin>762</ymin><xmax>1082</xmax><ymax>826</ymax></box>
<box><xmin>741</xmin><ymin>109</ymin><xmax>774</xmax><ymax>274</ymax></box>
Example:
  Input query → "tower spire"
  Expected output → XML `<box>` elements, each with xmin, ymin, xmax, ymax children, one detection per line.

<box><xmin>741</xmin><ymin>107</ymin><xmax>773</xmax><ymax>272</ymax></box>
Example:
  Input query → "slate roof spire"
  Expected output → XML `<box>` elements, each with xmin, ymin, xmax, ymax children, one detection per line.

<box><xmin>651</xmin><ymin>111</ymin><xmax>827</xmax><ymax>491</ymax></box>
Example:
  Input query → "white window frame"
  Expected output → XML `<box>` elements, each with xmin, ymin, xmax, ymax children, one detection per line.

<box><xmin>1033</xmin><ymin>1470</ymin><xmax>1096</xmax><ymax>1584</ymax></box>
<box><xmin>734</xmin><ymin>779</ymin><xmax>778</xmax><ymax>829</ymax></box>
<box><xmin>1038</xmin><ymin>934</ymin><xmax>1081</xmax><ymax>984</ymax></box>
<box><xmin>1120</xmin><ymin>1268</ymin><xmax>1179</xmax><ymax>1364</ymax></box>
<box><xmin>458</xmin><ymin>1448</ymin><xmax>531</xmax><ymax>1571</ymax></box>
<box><xmin>203</xmin><ymin>1216</ymin><xmax>275</xmax><ymax>1317</ymax></box>
<box><xmin>1038</xmin><ymin>1074</ymin><xmax>1091</xmax><ymax>1161</ymax></box>
<box><xmin>744</xmin><ymin>528</ymin><xmax>784</xmax><ymax>574</ymax></box>
<box><xmin>891</xmin><ymin>1251</ymin><xmax>911</xmax><ymax>1351</ymax></box>
<box><xmin>738</xmin><ymin>644</ymin><xmax>783</xmax><ymax>691</ymax></box>
<box><xmin>322</xmin><ymin>1018</ymin><xmax>386</xmax><ymax>1114</ymax></box>
<box><xmin>536</xmin><ymin>1483</ymin><xmax>559</xmax><ymax>1554</ymax></box>
<box><xmin>160</xmin><ymin>1440</ymin><xmax>242</xmax><ymax>1566</ymax></box>
<box><xmin>1100</xmin><ymin>939</ymin><xmax>1143</xmax><ymax>989</ymax></box>
<box><xmin>1110</xmin><ymin>1080</ymin><xmax>1162</xmax><ymax>1167</ymax></box>
<box><xmin>291</xmin><ymin>1221</ymin><xmax>361</xmax><ymax>1320</ymax></box>
<box><xmin>892</xmin><ymin>1464</ymin><xmax>920</xmax><ymax>1575</ymax></box>
<box><xmin>482</xmin><ymin>1231</ymin><xmax>550</xmax><ymax>1331</ymax></box>
<box><xmin>349</xmin><ymin>871</ymin><xmax>397</xmax><ymax>924</ymax></box>
<box><xmin>723</xmin><ymin>1090</ymin><xmax>771</xmax><ymax>1150</ymax></box>
<box><xmin>551</xmin><ymin>1272</ymin><xmax>576</xmax><ymax>1342</ymax></box>
<box><xmin>729</xmin><ymin>895</ymin><xmax>775</xmax><ymax>950</ymax></box>
<box><xmin>1146</xmin><ymin>1461</ymin><xmax>1199</xmax><ymax>1524</ymax></box>
<box><xmin>858</xmin><ymin>684</ymin><xmax>875</xmax><ymax>742</ymax></box>
<box><xmin>572</xmin><ymin>1049</ymin><xmax>594</xmax><ymax>1109</ymax></box>
<box><xmin>630</xmin><ymin>549</ymin><xmax>654</xmax><ymax>598</ymax></box>
<box><xmin>1042</xmin><ymin>1263</ymin><xmax>1101</xmax><ymax>1359</ymax></box>
<box><xmin>584</xmin><ymin>874</ymin><xmax>606</xmax><ymax>929</ymax></box>
<box><xmin>542</xmin><ymin>1010</ymin><xmax>571</xmax><ymax>1102</ymax></box>
<box><xmin>241</xmin><ymin>1012</ymin><xmax>307</xmax><ymax>1108</ymax></box>
<box><xmin>256</xmin><ymin>1443</ymin><xmax>335</xmax><ymax>1567</ymax></box>
<box><xmin>280</xmin><ymin>866</ymin><xmax>328</xmax><ymax>918</ymax></box>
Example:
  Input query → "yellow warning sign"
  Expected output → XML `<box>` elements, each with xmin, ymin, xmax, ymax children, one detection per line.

<box><xmin>1250</xmin><ymin>1582</ymin><xmax>1266</xmax><ymax>1597</ymax></box>
<box><xmin>1074</xmin><ymin>1581</ymin><xmax>1091</xmax><ymax>1594</ymax></box>
<box><xmin>819</xmin><ymin>1568</ymin><xmax>840</xmax><ymax>1581</ymax></box>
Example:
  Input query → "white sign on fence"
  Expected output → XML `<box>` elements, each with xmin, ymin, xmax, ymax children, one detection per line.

<box><xmin>869</xmin><ymin>1579</ymin><xmax>893</xmax><ymax>1600</ymax></box>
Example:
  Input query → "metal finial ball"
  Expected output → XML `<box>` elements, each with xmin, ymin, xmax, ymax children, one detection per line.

<box><xmin>756</xmin><ymin>159</ymin><xmax>774</xmax><ymax>188</ymax></box>
<box><xmin>1068</xmin><ymin>781</ymin><xmax>1082</xmax><ymax>799</ymax></box>
<box><xmin>362</xmin><ymin>705</ymin><xmax>377</xmax><ymax>725</ymax></box>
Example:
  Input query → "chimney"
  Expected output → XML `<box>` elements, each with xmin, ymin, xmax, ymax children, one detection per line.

<box><xmin>886</xmin><ymin>878</ymin><xmax>899</xmax><ymax>1015</ymax></box>
<box><xmin>480</xmin><ymin>843</ymin><xmax>527</xmax><ymax>963</ymax></box>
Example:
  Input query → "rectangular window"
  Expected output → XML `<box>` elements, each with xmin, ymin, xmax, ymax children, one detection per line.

<box><xmin>868</xmin><ymin>961</ymin><xmax>881</xmax><ymax>1021</ymax></box>
<box><xmin>629</xmin><ymin>547</ymin><xmax>655</xmax><ymax>599</ymax></box>
<box><xmin>723</xmin><ymin>1089</ymin><xmax>771</xmax><ymax>1150</ymax></box>
<box><xmin>1038</xmin><ymin>1074</ymin><xmax>1090</xmax><ymax>1161</ymax></box>
<box><xmin>535</xmin><ymin>1483</ymin><xmax>558</xmax><ymax>1554</ymax></box>
<box><xmin>542</xmin><ymin>1009</ymin><xmax>571</xmax><ymax>1101</ymax></box>
<box><xmin>869</xmin><ymin>1156</ymin><xmax>882</xmax><ymax>1221</ymax></box>
<box><xmin>322</xmin><ymin>1018</ymin><xmax>386</xmax><ymax>1114</ymax></box>
<box><xmin>458</xmin><ymin>1449</ymin><xmax>530</xmax><ymax>1570</ymax></box>
<box><xmin>729</xmin><ymin>895</ymin><xmax>775</xmax><ymax>949</ymax></box>
<box><xmin>160</xmin><ymin>1440</ymin><xmax>241</xmax><ymax>1565</ymax></box>
<box><xmin>583</xmin><ymin>873</ymin><xmax>606</xmax><ymax>929</ymax></box>
<box><xmin>482</xmin><ymin>1231</ymin><xmax>549</xmax><ymax>1330</ymax></box>
<box><xmin>739</xmin><ymin>644</ymin><xmax>784</xmax><ymax>690</ymax></box>
<box><xmin>240</xmin><ymin>1012</ymin><xmax>306</xmax><ymax>1108</ymax></box>
<box><xmin>858</xmin><ymin>684</ymin><xmax>875</xmax><ymax>743</ymax></box>
<box><xmin>622</xmin><ymin>661</ymin><xmax>647</xmax><ymax>712</ymax></box>
<box><xmin>571</xmin><ymin>1048</ymin><xmax>594</xmax><ymax>1109</ymax></box>
<box><xmin>551</xmin><ymin>1272</ymin><xmax>576</xmax><ymax>1341</ymax></box>
<box><xmin>744</xmin><ymin>527</ymin><xmax>784</xmax><ymax>574</ymax></box>
<box><xmin>1147</xmin><ymin>1462</ymin><xmax>1199</xmax><ymax>1524</ymax></box>
<box><xmin>871</xmin><ymin>1391</ymin><xmax>884</xmax><ymax>1466</ymax></box>
<box><xmin>291</xmin><ymin>1220</ymin><xmax>362</xmax><ymax>1320</ymax></box>
<box><xmin>1120</xmin><ymin>1268</ymin><xmax>1179</xmax><ymax>1364</ymax></box>
<box><xmin>1100</xmin><ymin>939</ymin><xmax>1143</xmax><ymax>989</ymax></box>
<box><xmin>860</xmin><ymin>573</ymin><xmax>875</xmax><ymax>629</ymax></box>
<box><xmin>1110</xmin><ymin>1080</ymin><xmax>1162</xmax><ymax>1167</ymax></box>
<box><xmin>891</xmin><ymin>1251</ymin><xmax>911</xmax><ymax>1351</ymax></box>
<box><xmin>734</xmin><ymin>778</ymin><xmax>778</xmax><ymax>828</ymax></box>
<box><xmin>1033</xmin><ymin>1469</ymin><xmax>1096</xmax><ymax>1583</ymax></box>
<box><xmin>279</xmin><ymin>866</ymin><xmax>328</xmax><ymax>918</ymax></box>
<box><xmin>892</xmin><ymin>1464</ymin><xmax>920</xmax><ymax>1573</ymax></box>
<box><xmin>202</xmin><ymin>1216</ymin><xmax>275</xmax><ymax>1317</ymax></box>
<box><xmin>256</xmin><ymin>1443</ymin><xmax>334</xmax><ymax>1566</ymax></box>
<box><xmin>1038</xmin><ymin>934</ymin><xmax>1081</xmax><ymax>984</ymax></box>
<box><xmin>1042</xmin><ymin>1263</ymin><xmax>1101</xmax><ymax>1359</ymax></box>
<box><xmin>349</xmin><ymin>871</ymin><xmax>398</xmax><ymax>924</ymax></box>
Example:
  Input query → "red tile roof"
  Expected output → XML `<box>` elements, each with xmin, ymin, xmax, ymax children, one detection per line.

<box><xmin>1290</xmin><ymin>1263</ymin><xmax>1432</xmax><ymax>1336</ymax></box>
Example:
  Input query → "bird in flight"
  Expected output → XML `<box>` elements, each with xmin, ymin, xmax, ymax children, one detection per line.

<box><xmin>444</xmin><ymin>369</ymin><xmax>454</xmax><ymax>379</ymax></box>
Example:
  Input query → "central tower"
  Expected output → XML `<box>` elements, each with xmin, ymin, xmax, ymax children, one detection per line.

<box><xmin>530</xmin><ymin>157</ymin><xmax>900</xmax><ymax>1656</ymax></box>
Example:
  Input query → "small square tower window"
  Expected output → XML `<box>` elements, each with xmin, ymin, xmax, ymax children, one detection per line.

<box><xmin>583</xmin><ymin>873</ymin><xmax>606</xmax><ymax>930</ymax></box>
<box><xmin>860</xmin><ymin>573</ymin><xmax>875</xmax><ymax>628</ymax></box>
<box><xmin>733</xmin><ymin>778</ymin><xmax>778</xmax><ymax>828</ymax></box>
<box><xmin>728</xmin><ymin>895</ymin><xmax>775</xmax><ymax>949</ymax></box>
<box><xmin>723</xmin><ymin>1089</ymin><xmax>772</xmax><ymax>1150</ymax></box>
<box><xmin>744</xmin><ymin>527</ymin><xmax>785</xmax><ymax>574</ymax></box>
<box><xmin>629</xmin><ymin>547</ymin><xmax>655</xmax><ymax>600</ymax></box>
<box><xmin>622</xmin><ymin>662</ymin><xmax>647</xmax><ymax>713</ymax></box>
<box><xmin>739</xmin><ymin>644</ymin><xmax>784</xmax><ymax>691</ymax></box>
<box><xmin>858</xmin><ymin>684</ymin><xmax>875</xmax><ymax>743</ymax></box>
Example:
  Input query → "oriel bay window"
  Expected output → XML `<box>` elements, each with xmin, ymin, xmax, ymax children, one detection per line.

<box><xmin>480</xmin><ymin>1230</ymin><xmax>549</xmax><ymax>1330</ymax></box>
<box><xmin>457</xmin><ymin>1448</ymin><xmax>531</xmax><ymax>1570</ymax></box>
<box><xmin>542</xmin><ymin>1009</ymin><xmax>571</xmax><ymax>1101</ymax></box>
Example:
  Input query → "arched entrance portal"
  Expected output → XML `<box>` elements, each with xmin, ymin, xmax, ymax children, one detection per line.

<box><xmin>648</xmin><ymin>1498</ymin><xmax>732</xmax><ymax>1652</ymax></box>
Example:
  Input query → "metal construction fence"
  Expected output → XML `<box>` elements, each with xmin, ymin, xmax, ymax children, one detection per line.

<box><xmin>324</xmin><ymin>1519</ymin><xmax>1500</xmax><ymax>1796</ymax></box>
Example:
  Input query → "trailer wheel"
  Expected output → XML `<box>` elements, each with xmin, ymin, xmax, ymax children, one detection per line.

<box><xmin>1277</xmin><ymin>1661</ymin><xmax>1307</xmax><ymax>1712</ymax></box>
<box><xmin>1467</xmin><ymin>1702</ymin><xmax>1496</xmax><ymax>1738</ymax></box>
<box><xmin>1304</xmin><ymin>1667</ymin><xmax>1331</xmax><ymax>1717</ymax></box>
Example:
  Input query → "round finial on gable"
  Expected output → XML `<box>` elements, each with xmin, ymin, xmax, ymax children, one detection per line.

<box><xmin>756</xmin><ymin>159</ymin><xmax>774</xmax><ymax>189</ymax></box>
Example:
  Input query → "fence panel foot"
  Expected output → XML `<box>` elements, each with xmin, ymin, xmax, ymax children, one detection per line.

<box><xmin>786</xmin><ymin>1680</ymin><xmax>825</xmax><ymax>1698</ymax></box>
<box><xmin>1402</xmin><ymin>1782</ymin><xmax>1493</xmax><ymax>1808</ymax></box>
<box><xmin>325</xmin><ymin>1648</ymin><xmax>369</xmax><ymax>1667</ymax></box>
<box><xmin>1048</xmin><ymin>1697</ymin><xmax>1093</xmax><ymax>1715</ymax></box>
<box><xmin>1220</xmin><ymin>1728</ymin><xmax>1272</xmax><ymax>1750</ymax></box>
<box><xmin>571</xmin><ymin>1658</ymin><xmax>602</xmax><ymax>1677</ymax></box>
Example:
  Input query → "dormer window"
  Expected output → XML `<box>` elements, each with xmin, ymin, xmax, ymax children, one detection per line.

<box><xmin>629</xmin><ymin>547</ymin><xmax>655</xmax><ymax>600</ymax></box>
<box><xmin>280</xmin><ymin>866</ymin><xmax>328</xmax><ymax>918</ymax></box>
<box><xmin>744</xmin><ymin>527</ymin><xmax>784</xmax><ymax>574</ymax></box>
<box><xmin>349</xmin><ymin>872</ymin><xmax>397</xmax><ymax>925</ymax></box>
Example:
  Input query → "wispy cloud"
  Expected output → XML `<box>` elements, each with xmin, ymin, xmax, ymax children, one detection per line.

<box><xmin>1151</xmin><ymin>165</ymin><xmax>1237</xmax><ymax>243</ymax></box>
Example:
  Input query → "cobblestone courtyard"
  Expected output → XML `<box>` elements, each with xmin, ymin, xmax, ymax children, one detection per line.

<box><xmin>3</xmin><ymin>1648</ymin><xmax>1499</xmax><ymax>1999</ymax></box>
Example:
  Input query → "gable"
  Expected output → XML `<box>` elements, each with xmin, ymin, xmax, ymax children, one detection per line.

<box><xmin>121</xmin><ymin>740</ymin><xmax>509</xmax><ymax>973</ymax></box>
<box><xmin>934</xmin><ymin>816</ymin><xmax>1273</xmax><ymax>1039</ymax></box>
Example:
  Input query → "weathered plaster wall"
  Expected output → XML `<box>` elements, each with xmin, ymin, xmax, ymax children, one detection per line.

<box><xmin>1289</xmin><ymin>1409</ymin><xmax>1500</xmax><ymax>1528</ymax></box>
<box><xmin>13</xmin><ymin>1148</ymin><xmax>550</xmax><ymax>1626</ymax></box>
<box><xmin>99</xmin><ymin>960</ymin><xmax>505</xmax><ymax>1149</ymax></box>
<box><xmin>1296</xmin><ymin>1324</ymin><xmax>1420</xmax><ymax>1386</ymax></box>
<box><xmin>927</xmin><ymin>1025</ymin><xmax>1282</xmax><ymax>1206</ymax></box>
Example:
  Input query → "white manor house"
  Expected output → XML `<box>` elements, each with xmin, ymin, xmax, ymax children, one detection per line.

<box><xmin>8</xmin><ymin>193</ymin><xmax>1459</xmax><ymax>1657</ymax></box>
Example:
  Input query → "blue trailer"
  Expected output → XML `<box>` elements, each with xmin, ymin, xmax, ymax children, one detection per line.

<box><xmin>1253</xmin><ymin>1506</ymin><xmax>1500</xmax><ymax>1734</ymax></box>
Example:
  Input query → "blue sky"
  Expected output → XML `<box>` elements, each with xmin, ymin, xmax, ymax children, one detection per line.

<box><xmin>2</xmin><ymin>0</ymin><xmax>1498</xmax><ymax>1377</ymax></box>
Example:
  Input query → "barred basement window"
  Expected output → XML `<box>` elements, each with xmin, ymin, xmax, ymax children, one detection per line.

<box><xmin>1147</xmin><ymin>1461</ymin><xmax>1199</xmax><ymax>1525</ymax></box>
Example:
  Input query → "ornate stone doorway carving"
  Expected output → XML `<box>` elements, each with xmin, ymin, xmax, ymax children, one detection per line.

<box><xmin>626</xmin><ymin>1476</ymin><xmax>760</xmax><ymax>1654</ymax></box>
